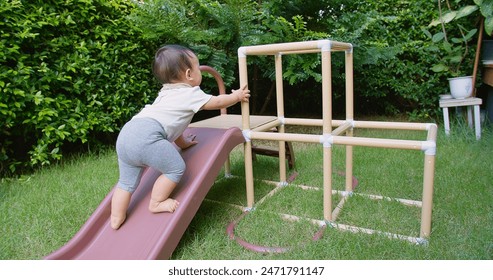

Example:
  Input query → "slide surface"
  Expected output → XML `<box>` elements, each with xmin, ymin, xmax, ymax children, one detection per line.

<box><xmin>45</xmin><ymin>127</ymin><xmax>245</xmax><ymax>260</ymax></box>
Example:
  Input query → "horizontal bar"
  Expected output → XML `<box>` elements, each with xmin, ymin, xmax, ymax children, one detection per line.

<box><xmin>283</xmin><ymin>118</ymin><xmax>343</xmax><ymax>127</ymax></box>
<box><xmin>279</xmin><ymin>213</ymin><xmax>326</xmax><ymax>227</ymax></box>
<box><xmin>249</xmin><ymin>131</ymin><xmax>431</xmax><ymax>151</ymax></box>
<box><xmin>252</xmin><ymin>119</ymin><xmax>282</xmax><ymax>132</ymax></box>
<box><xmin>283</xmin><ymin>118</ymin><xmax>434</xmax><ymax>132</ymax></box>
<box><xmin>353</xmin><ymin>121</ymin><xmax>432</xmax><ymax>131</ymax></box>
<box><xmin>328</xmin><ymin>222</ymin><xmax>423</xmax><ymax>245</ymax></box>
<box><xmin>354</xmin><ymin>193</ymin><xmax>423</xmax><ymax>207</ymax></box>
<box><xmin>239</xmin><ymin>40</ymin><xmax>352</xmax><ymax>56</ymax></box>
<box><xmin>250</xmin><ymin>131</ymin><xmax>322</xmax><ymax>143</ymax></box>
<box><xmin>332</xmin><ymin>135</ymin><xmax>425</xmax><ymax>150</ymax></box>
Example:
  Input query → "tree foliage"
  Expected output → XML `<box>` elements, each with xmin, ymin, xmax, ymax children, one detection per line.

<box><xmin>316</xmin><ymin>0</ymin><xmax>469</xmax><ymax>117</ymax></box>
<box><xmin>128</xmin><ymin>0</ymin><xmax>264</xmax><ymax>87</ymax></box>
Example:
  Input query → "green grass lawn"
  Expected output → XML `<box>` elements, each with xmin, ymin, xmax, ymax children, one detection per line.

<box><xmin>1</xmin><ymin>119</ymin><xmax>492</xmax><ymax>260</ymax></box>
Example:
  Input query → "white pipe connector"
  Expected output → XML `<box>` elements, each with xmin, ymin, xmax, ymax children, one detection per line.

<box><xmin>238</xmin><ymin>47</ymin><xmax>247</xmax><ymax>58</ymax></box>
<box><xmin>244</xmin><ymin>206</ymin><xmax>255</xmax><ymax>212</ymax></box>
<box><xmin>318</xmin><ymin>39</ymin><xmax>331</xmax><ymax>52</ymax></box>
<box><xmin>346</xmin><ymin>43</ymin><xmax>354</xmax><ymax>54</ymax></box>
<box><xmin>278</xmin><ymin>116</ymin><xmax>286</xmax><ymax>125</ymax></box>
<box><xmin>340</xmin><ymin>190</ymin><xmax>353</xmax><ymax>197</ymax></box>
<box><xmin>278</xmin><ymin>181</ymin><xmax>288</xmax><ymax>187</ymax></box>
<box><xmin>426</xmin><ymin>123</ymin><xmax>437</xmax><ymax>131</ymax></box>
<box><xmin>347</xmin><ymin>119</ymin><xmax>355</xmax><ymax>128</ymax></box>
<box><xmin>319</xmin><ymin>133</ymin><xmax>333</xmax><ymax>148</ymax></box>
<box><xmin>324</xmin><ymin>220</ymin><xmax>336</xmax><ymax>228</ymax></box>
<box><xmin>416</xmin><ymin>238</ymin><xmax>429</xmax><ymax>246</ymax></box>
<box><xmin>242</xmin><ymin>129</ymin><xmax>252</xmax><ymax>142</ymax></box>
<box><xmin>421</xmin><ymin>140</ymin><xmax>436</xmax><ymax>155</ymax></box>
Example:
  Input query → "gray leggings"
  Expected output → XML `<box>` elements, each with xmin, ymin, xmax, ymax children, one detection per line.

<box><xmin>116</xmin><ymin>118</ymin><xmax>185</xmax><ymax>193</ymax></box>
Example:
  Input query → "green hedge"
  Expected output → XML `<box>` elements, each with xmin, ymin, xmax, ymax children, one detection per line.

<box><xmin>0</xmin><ymin>0</ymin><xmax>155</xmax><ymax>173</ymax></box>
<box><xmin>1</xmin><ymin>0</ymin><xmax>479</xmax><ymax>174</ymax></box>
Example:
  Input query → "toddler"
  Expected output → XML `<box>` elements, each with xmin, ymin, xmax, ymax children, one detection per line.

<box><xmin>111</xmin><ymin>45</ymin><xmax>250</xmax><ymax>229</ymax></box>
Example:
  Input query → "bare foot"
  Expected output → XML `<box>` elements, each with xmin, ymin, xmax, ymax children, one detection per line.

<box><xmin>111</xmin><ymin>213</ymin><xmax>126</xmax><ymax>230</ymax></box>
<box><xmin>149</xmin><ymin>198</ymin><xmax>180</xmax><ymax>213</ymax></box>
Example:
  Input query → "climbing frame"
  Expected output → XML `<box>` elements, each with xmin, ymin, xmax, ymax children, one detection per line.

<box><xmin>236</xmin><ymin>40</ymin><xmax>437</xmax><ymax>243</ymax></box>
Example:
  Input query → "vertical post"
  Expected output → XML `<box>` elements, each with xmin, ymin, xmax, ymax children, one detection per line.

<box><xmin>443</xmin><ymin>107</ymin><xmax>450</xmax><ymax>136</ymax></box>
<box><xmin>323</xmin><ymin>146</ymin><xmax>333</xmax><ymax>221</ymax></box>
<box><xmin>420</xmin><ymin>124</ymin><xmax>436</xmax><ymax>238</ymax></box>
<box><xmin>420</xmin><ymin>154</ymin><xmax>436</xmax><ymax>238</ymax></box>
<box><xmin>345</xmin><ymin>47</ymin><xmax>354</xmax><ymax>192</ymax></box>
<box><xmin>345</xmin><ymin>134</ymin><xmax>354</xmax><ymax>192</ymax></box>
<box><xmin>467</xmin><ymin>106</ymin><xmax>473</xmax><ymax>128</ymax></box>
<box><xmin>238</xmin><ymin>49</ymin><xmax>255</xmax><ymax>209</ymax></box>
<box><xmin>321</xmin><ymin>44</ymin><xmax>333</xmax><ymax>221</ymax></box>
<box><xmin>275</xmin><ymin>54</ymin><xmax>287</xmax><ymax>184</ymax></box>
<box><xmin>345</xmin><ymin>46</ymin><xmax>354</xmax><ymax>121</ymax></box>
<box><xmin>224</xmin><ymin>158</ymin><xmax>231</xmax><ymax>177</ymax></box>
<box><xmin>474</xmin><ymin>104</ymin><xmax>481</xmax><ymax>140</ymax></box>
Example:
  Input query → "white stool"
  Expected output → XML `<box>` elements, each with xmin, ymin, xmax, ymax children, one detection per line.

<box><xmin>439</xmin><ymin>97</ymin><xmax>482</xmax><ymax>140</ymax></box>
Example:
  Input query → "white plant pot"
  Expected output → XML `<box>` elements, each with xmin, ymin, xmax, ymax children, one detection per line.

<box><xmin>448</xmin><ymin>76</ymin><xmax>473</xmax><ymax>99</ymax></box>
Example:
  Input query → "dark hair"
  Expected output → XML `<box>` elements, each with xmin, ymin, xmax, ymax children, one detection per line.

<box><xmin>152</xmin><ymin>45</ymin><xmax>195</xmax><ymax>84</ymax></box>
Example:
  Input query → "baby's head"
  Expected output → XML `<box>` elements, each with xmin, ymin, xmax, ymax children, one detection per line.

<box><xmin>153</xmin><ymin>45</ymin><xmax>201</xmax><ymax>85</ymax></box>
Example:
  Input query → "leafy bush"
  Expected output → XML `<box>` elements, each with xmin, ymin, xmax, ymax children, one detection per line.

<box><xmin>1</xmin><ymin>0</ymin><xmax>478</xmax><ymax>174</ymax></box>
<box><xmin>264</xmin><ymin>0</ymin><xmax>474</xmax><ymax>118</ymax></box>
<box><xmin>314</xmin><ymin>0</ymin><xmax>459</xmax><ymax>117</ymax></box>
<box><xmin>0</xmin><ymin>0</ymin><xmax>155</xmax><ymax>173</ymax></box>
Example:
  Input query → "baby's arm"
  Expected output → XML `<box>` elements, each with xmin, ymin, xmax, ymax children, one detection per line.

<box><xmin>175</xmin><ymin>134</ymin><xmax>197</xmax><ymax>150</ymax></box>
<box><xmin>201</xmin><ymin>84</ymin><xmax>250</xmax><ymax>110</ymax></box>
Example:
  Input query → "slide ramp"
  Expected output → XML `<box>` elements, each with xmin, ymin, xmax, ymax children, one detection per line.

<box><xmin>45</xmin><ymin>127</ymin><xmax>244</xmax><ymax>260</ymax></box>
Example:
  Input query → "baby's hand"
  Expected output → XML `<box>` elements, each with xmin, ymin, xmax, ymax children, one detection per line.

<box><xmin>184</xmin><ymin>134</ymin><xmax>197</xmax><ymax>146</ymax></box>
<box><xmin>175</xmin><ymin>134</ymin><xmax>197</xmax><ymax>150</ymax></box>
<box><xmin>232</xmin><ymin>84</ymin><xmax>250</xmax><ymax>102</ymax></box>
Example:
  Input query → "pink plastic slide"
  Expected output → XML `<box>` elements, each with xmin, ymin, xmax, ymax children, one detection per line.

<box><xmin>45</xmin><ymin>127</ymin><xmax>245</xmax><ymax>260</ymax></box>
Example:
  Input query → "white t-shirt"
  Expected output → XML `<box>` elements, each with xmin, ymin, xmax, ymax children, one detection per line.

<box><xmin>133</xmin><ymin>83</ymin><xmax>212</xmax><ymax>142</ymax></box>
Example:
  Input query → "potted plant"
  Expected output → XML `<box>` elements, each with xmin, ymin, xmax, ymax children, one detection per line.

<box><xmin>424</xmin><ymin>0</ymin><xmax>493</xmax><ymax>99</ymax></box>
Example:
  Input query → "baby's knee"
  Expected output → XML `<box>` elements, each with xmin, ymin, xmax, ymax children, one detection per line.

<box><xmin>165</xmin><ymin>159</ymin><xmax>186</xmax><ymax>183</ymax></box>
